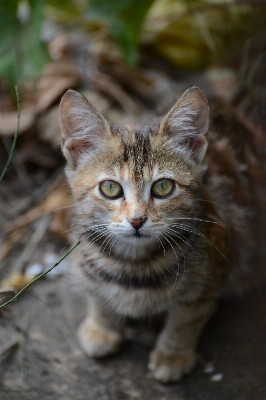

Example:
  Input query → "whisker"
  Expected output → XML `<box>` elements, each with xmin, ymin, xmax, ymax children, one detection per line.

<box><xmin>109</xmin><ymin>235</ymin><xmax>119</xmax><ymax>256</ymax></box>
<box><xmin>100</xmin><ymin>233</ymin><xmax>114</xmax><ymax>254</ymax></box>
<box><xmin>171</xmin><ymin>223</ymin><xmax>230</xmax><ymax>264</ymax></box>
<box><xmin>82</xmin><ymin>229</ymin><xmax>109</xmax><ymax>254</ymax></box>
<box><xmin>164</xmin><ymin>228</ymin><xmax>186</xmax><ymax>260</ymax></box>
<box><xmin>196</xmin><ymin>198</ymin><xmax>225</xmax><ymax>208</ymax></box>
<box><xmin>155</xmin><ymin>235</ymin><xmax>166</xmax><ymax>256</ymax></box>
<box><xmin>161</xmin><ymin>233</ymin><xmax>180</xmax><ymax>295</ymax></box>
<box><xmin>165</xmin><ymin>227</ymin><xmax>202</xmax><ymax>261</ymax></box>
<box><xmin>62</xmin><ymin>224</ymin><xmax>85</xmax><ymax>234</ymax></box>
<box><xmin>164</xmin><ymin>231</ymin><xmax>190</xmax><ymax>295</ymax></box>
<box><xmin>166</xmin><ymin>217</ymin><xmax>218</xmax><ymax>224</ymax></box>
<box><xmin>76</xmin><ymin>224</ymin><xmax>109</xmax><ymax>236</ymax></box>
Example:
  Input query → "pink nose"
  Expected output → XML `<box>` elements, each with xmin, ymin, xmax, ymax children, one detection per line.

<box><xmin>129</xmin><ymin>218</ymin><xmax>147</xmax><ymax>230</ymax></box>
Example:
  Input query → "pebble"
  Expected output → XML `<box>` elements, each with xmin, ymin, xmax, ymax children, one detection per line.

<box><xmin>203</xmin><ymin>361</ymin><xmax>215</xmax><ymax>373</ymax></box>
<box><xmin>25</xmin><ymin>263</ymin><xmax>43</xmax><ymax>278</ymax></box>
<box><xmin>210</xmin><ymin>373</ymin><xmax>224</xmax><ymax>382</ymax></box>
<box><xmin>44</xmin><ymin>253</ymin><xmax>68</xmax><ymax>279</ymax></box>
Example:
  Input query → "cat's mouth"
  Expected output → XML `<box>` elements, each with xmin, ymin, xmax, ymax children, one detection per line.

<box><xmin>133</xmin><ymin>231</ymin><xmax>150</xmax><ymax>239</ymax></box>
<box><xmin>134</xmin><ymin>231</ymin><xmax>143</xmax><ymax>238</ymax></box>
<box><xmin>124</xmin><ymin>231</ymin><xmax>149</xmax><ymax>240</ymax></box>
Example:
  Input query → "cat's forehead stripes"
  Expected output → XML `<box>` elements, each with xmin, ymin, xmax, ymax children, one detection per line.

<box><xmin>110</xmin><ymin>125</ymin><xmax>156</xmax><ymax>187</ymax></box>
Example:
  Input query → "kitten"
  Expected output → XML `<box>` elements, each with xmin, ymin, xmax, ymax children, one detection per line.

<box><xmin>59</xmin><ymin>86</ymin><xmax>262</xmax><ymax>383</ymax></box>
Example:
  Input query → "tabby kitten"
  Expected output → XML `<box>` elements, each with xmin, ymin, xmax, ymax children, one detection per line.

<box><xmin>59</xmin><ymin>87</ymin><xmax>260</xmax><ymax>382</ymax></box>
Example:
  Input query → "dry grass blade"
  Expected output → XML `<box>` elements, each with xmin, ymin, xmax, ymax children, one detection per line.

<box><xmin>0</xmin><ymin>228</ymin><xmax>26</xmax><ymax>265</ymax></box>
<box><xmin>0</xmin><ymin>86</ymin><xmax>20</xmax><ymax>182</ymax></box>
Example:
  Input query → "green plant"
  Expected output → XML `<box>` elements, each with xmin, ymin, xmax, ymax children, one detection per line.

<box><xmin>0</xmin><ymin>0</ymin><xmax>155</xmax><ymax>92</ymax></box>
<box><xmin>86</xmin><ymin>0</ymin><xmax>154</xmax><ymax>66</ymax></box>
<box><xmin>0</xmin><ymin>0</ymin><xmax>49</xmax><ymax>92</ymax></box>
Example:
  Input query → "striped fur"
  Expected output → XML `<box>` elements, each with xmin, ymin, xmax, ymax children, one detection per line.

<box><xmin>59</xmin><ymin>87</ymin><xmax>263</xmax><ymax>382</ymax></box>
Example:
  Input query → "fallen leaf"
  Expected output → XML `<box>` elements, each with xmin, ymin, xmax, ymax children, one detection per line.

<box><xmin>0</xmin><ymin>106</ymin><xmax>36</xmax><ymax>136</ymax></box>
<box><xmin>36</xmin><ymin>58</ymin><xmax>80</xmax><ymax>113</ymax></box>
<box><xmin>0</xmin><ymin>272</ymin><xmax>33</xmax><ymax>292</ymax></box>
<box><xmin>5</xmin><ymin>182</ymin><xmax>71</xmax><ymax>235</ymax></box>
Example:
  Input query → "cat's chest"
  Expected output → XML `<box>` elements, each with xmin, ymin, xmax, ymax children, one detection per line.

<box><xmin>76</xmin><ymin>245</ymin><xmax>207</xmax><ymax>317</ymax></box>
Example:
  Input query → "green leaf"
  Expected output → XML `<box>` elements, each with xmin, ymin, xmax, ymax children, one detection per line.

<box><xmin>21</xmin><ymin>0</ymin><xmax>50</xmax><ymax>78</ymax></box>
<box><xmin>46</xmin><ymin>0</ymin><xmax>82</xmax><ymax>24</ymax></box>
<box><xmin>86</xmin><ymin>0</ymin><xmax>155</xmax><ymax>65</ymax></box>
<box><xmin>0</xmin><ymin>0</ymin><xmax>49</xmax><ymax>90</ymax></box>
<box><xmin>0</xmin><ymin>1</ymin><xmax>20</xmax><ymax>88</ymax></box>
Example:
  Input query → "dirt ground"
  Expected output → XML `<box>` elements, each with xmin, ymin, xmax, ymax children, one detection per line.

<box><xmin>0</xmin><ymin>270</ymin><xmax>266</xmax><ymax>400</ymax></box>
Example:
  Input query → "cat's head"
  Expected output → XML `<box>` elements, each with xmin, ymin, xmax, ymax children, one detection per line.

<box><xmin>59</xmin><ymin>87</ymin><xmax>209</xmax><ymax>259</ymax></box>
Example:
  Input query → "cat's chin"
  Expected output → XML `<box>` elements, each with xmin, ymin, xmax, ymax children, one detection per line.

<box><xmin>114</xmin><ymin>235</ymin><xmax>156</xmax><ymax>259</ymax></box>
<box><xmin>122</xmin><ymin>233</ymin><xmax>152</xmax><ymax>244</ymax></box>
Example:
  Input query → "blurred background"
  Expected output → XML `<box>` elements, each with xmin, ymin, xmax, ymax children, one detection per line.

<box><xmin>0</xmin><ymin>1</ymin><xmax>266</xmax><ymax>399</ymax></box>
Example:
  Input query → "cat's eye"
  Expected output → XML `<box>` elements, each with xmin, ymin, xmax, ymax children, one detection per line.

<box><xmin>151</xmin><ymin>179</ymin><xmax>175</xmax><ymax>198</ymax></box>
<box><xmin>100</xmin><ymin>180</ymin><xmax>123</xmax><ymax>199</ymax></box>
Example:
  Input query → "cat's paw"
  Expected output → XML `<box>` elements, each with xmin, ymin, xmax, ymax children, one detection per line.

<box><xmin>148</xmin><ymin>349</ymin><xmax>198</xmax><ymax>383</ymax></box>
<box><xmin>77</xmin><ymin>320</ymin><xmax>123</xmax><ymax>358</ymax></box>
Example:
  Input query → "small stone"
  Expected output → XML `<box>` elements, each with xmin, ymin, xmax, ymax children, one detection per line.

<box><xmin>210</xmin><ymin>373</ymin><xmax>223</xmax><ymax>382</ymax></box>
<box><xmin>44</xmin><ymin>253</ymin><xmax>68</xmax><ymax>278</ymax></box>
<box><xmin>25</xmin><ymin>263</ymin><xmax>43</xmax><ymax>278</ymax></box>
<box><xmin>203</xmin><ymin>361</ymin><xmax>215</xmax><ymax>373</ymax></box>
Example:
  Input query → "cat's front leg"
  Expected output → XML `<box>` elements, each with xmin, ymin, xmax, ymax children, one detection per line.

<box><xmin>148</xmin><ymin>300</ymin><xmax>215</xmax><ymax>382</ymax></box>
<box><xmin>78</xmin><ymin>296</ymin><xmax>124</xmax><ymax>358</ymax></box>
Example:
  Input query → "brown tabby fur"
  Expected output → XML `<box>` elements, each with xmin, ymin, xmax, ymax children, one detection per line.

<box><xmin>59</xmin><ymin>87</ymin><xmax>263</xmax><ymax>382</ymax></box>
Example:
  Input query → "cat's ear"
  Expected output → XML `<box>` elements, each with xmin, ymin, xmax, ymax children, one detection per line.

<box><xmin>159</xmin><ymin>86</ymin><xmax>209</xmax><ymax>163</ymax></box>
<box><xmin>59</xmin><ymin>89</ymin><xmax>110</xmax><ymax>168</ymax></box>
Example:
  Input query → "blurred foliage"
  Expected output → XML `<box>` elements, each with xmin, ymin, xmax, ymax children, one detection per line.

<box><xmin>0</xmin><ymin>0</ymin><xmax>49</xmax><ymax>93</ymax></box>
<box><xmin>0</xmin><ymin>0</ymin><xmax>266</xmax><ymax>93</ymax></box>
<box><xmin>0</xmin><ymin>0</ymin><xmax>154</xmax><ymax>92</ymax></box>
<box><xmin>144</xmin><ymin>0</ymin><xmax>266</xmax><ymax>70</ymax></box>
<box><xmin>85</xmin><ymin>0</ymin><xmax>155</xmax><ymax>66</ymax></box>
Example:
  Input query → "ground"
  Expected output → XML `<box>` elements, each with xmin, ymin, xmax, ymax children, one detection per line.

<box><xmin>0</xmin><ymin>273</ymin><xmax>266</xmax><ymax>400</ymax></box>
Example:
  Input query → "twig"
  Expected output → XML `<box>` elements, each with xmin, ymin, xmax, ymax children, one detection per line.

<box><xmin>13</xmin><ymin>215</ymin><xmax>50</xmax><ymax>271</ymax></box>
<box><xmin>0</xmin><ymin>241</ymin><xmax>80</xmax><ymax>309</ymax></box>
<box><xmin>0</xmin><ymin>227</ymin><xmax>27</xmax><ymax>266</ymax></box>
<box><xmin>1</xmin><ymin>137</ymin><xmax>33</xmax><ymax>191</ymax></box>
<box><xmin>5</xmin><ymin>178</ymin><xmax>69</xmax><ymax>235</ymax></box>
<box><xmin>0</xmin><ymin>86</ymin><xmax>20</xmax><ymax>183</ymax></box>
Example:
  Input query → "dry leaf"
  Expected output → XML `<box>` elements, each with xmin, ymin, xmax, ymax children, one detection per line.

<box><xmin>50</xmin><ymin>207</ymin><xmax>71</xmax><ymax>240</ymax></box>
<box><xmin>0</xmin><ymin>288</ymin><xmax>16</xmax><ymax>299</ymax></box>
<box><xmin>92</xmin><ymin>72</ymin><xmax>140</xmax><ymax>114</ymax></box>
<box><xmin>0</xmin><ymin>106</ymin><xmax>36</xmax><ymax>136</ymax></box>
<box><xmin>5</xmin><ymin>183</ymin><xmax>71</xmax><ymax>235</ymax></box>
<box><xmin>0</xmin><ymin>228</ymin><xmax>26</xmax><ymax>263</ymax></box>
<box><xmin>0</xmin><ymin>272</ymin><xmax>33</xmax><ymax>292</ymax></box>
<box><xmin>37</xmin><ymin>106</ymin><xmax>61</xmax><ymax>148</ymax></box>
<box><xmin>36</xmin><ymin>58</ymin><xmax>80</xmax><ymax>113</ymax></box>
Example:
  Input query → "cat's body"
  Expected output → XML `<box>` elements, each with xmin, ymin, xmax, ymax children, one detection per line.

<box><xmin>59</xmin><ymin>87</ymin><xmax>263</xmax><ymax>382</ymax></box>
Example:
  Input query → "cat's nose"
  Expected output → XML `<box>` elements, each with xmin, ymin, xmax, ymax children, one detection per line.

<box><xmin>129</xmin><ymin>218</ymin><xmax>147</xmax><ymax>230</ymax></box>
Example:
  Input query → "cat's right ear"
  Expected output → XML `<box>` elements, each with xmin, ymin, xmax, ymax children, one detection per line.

<box><xmin>59</xmin><ymin>89</ymin><xmax>110</xmax><ymax>168</ymax></box>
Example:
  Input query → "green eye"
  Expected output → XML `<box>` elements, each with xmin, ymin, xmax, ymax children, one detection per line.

<box><xmin>151</xmin><ymin>179</ymin><xmax>174</xmax><ymax>198</ymax></box>
<box><xmin>100</xmin><ymin>180</ymin><xmax>123</xmax><ymax>199</ymax></box>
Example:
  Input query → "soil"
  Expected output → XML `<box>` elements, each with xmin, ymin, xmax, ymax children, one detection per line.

<box><xmin>0</xmin><ymin>274</ymin><xmax>266</xmax><ymax>400</ymax></box>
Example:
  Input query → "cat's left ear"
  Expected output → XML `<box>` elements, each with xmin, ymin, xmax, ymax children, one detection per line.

<box><xmin>59</xmin><ymin>89</ymin><xmax>110</xmax><ymax>168</ymax></box>
<box><xmin>159</xmin><ymin>86</ymin><xmax>209</xmax><ymax>163</ymax></box>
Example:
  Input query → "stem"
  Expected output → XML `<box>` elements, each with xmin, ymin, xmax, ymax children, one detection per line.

<box><xmin>0</xmin><ymin>86</ymin><xmax>21</xmax><ymax>183</ymax></box>
<box><xmin>0</xmin><ymin>241</ymin><xmax>80</xmax><ymax>310</ymax></box>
